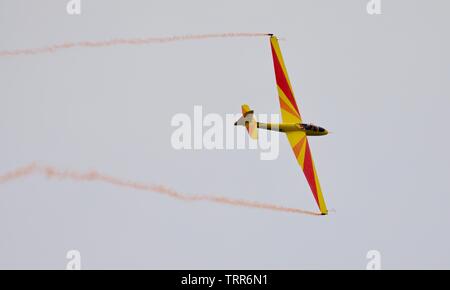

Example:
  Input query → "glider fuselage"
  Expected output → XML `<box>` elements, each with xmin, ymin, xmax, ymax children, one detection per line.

<box><xmin>256</xmin><ymin>122</ymin><xmax>328</xmax><ymax>136</ymax></box>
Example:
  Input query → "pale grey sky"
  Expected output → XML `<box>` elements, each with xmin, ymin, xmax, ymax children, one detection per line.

<box><xmin>1</xmin><ymin>0</ymin><xmax>449</xmax><ymax>269</ymax></box>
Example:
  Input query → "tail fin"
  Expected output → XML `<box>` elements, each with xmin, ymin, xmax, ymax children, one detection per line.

<box><xmin>234</xmin><ymin>104</ymin><xmax>258</xmax><ymax>140</ymax></box>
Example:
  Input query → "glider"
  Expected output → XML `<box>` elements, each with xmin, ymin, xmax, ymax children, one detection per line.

<box><xmin>235</xmin><ymin>35</ymin><xmax>329</xmax><ymax>215</ymax></box>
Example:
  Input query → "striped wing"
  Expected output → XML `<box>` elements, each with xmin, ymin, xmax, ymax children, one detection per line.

<box><xmin>270</xmin><ymin>36</ymin><xmax>302</xmax><ymax>124</ymax></box>
<box><xmin>286</xmin><ymin>132</ymin><xmax>328</xmax><ymax>214</ymax></box>
<box><xmin>270</xmin><ymin>35</ymin><xmax>328</xmax><ymax>215</ymax></box>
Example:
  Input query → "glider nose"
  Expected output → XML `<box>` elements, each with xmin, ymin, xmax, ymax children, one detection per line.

<box><xmin>319</xmin><ymin>127</ymin><xmax>329</xmax><ymax>135</ymax></box>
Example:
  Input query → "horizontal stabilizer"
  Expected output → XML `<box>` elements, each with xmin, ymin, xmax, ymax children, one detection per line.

<box><xmin>235</xmin><ymin>104</ymin><xmax>258</xmax><ymax>140</ymax></box>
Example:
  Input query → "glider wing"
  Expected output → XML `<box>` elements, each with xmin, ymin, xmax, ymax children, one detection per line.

<box><xmin>270</xmin><ymin>35</ymin><xmax>328</xmax><ymax>215</ymax></box>
<box><xmin>270</xmin><ymin>36</ymin><xmax>302</xmax><ymax>124</ymax></box>
<box><xmin>286</xmin><ymin>131</ymin><xmax>328</xmax><ymax>214</ymax></box>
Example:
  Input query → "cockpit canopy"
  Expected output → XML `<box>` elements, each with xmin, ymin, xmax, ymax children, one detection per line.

<box><xmin>300</xmin><ymin>123</ymin><xmax>326</xmax><ymax>133</ymax></box>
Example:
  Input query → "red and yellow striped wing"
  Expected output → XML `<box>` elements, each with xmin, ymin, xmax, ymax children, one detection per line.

<box><xmin>270</xmin><ymin>35</ymin><xmax>328</xmax><ymax>215</ymax></box>
<box><xmin>286</xmin><ymin>132</ymin><xmax>328</xmax><ymax>214</ymax></box>
<box><xmin>270</xmin><ymin>36</ymin><xmax>302</xmax><ymax>124</ymax></box>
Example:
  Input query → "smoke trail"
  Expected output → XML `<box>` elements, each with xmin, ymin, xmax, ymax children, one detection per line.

<box><xmin>0</xmin><ymin>163</ymin><xmax>321</xmax><ymax>216</ymax></box>
<box><xmin>0</xmin><ymin>32</ymin><xmax>270</xmax><ymax>57</ymax></box>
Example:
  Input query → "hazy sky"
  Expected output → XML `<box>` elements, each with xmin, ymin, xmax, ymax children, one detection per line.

<box><xmin>1</xmin><ymin>0</ymin><xmax>449</xmax><ymax>269</ymax></box>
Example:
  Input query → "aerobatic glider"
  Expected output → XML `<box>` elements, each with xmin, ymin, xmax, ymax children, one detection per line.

<box><xmin>235</xmin><ymin>34</ymin><xmax>329</xmax><ymax>215</ymax></box>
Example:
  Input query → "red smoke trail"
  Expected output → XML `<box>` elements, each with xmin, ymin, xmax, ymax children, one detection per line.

<box><xmin>0</xmin><ymin>32</ymin><xmax>270</xmax><ymax>57</ymax></box>
<box><xmin>0</xmin><ymin>163</ymin><xmax>321</xmax><ymax>216</ymax></box>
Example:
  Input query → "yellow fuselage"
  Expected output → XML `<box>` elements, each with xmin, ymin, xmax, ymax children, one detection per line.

<box><xmin>257</xmin><ymin>122</ymin><xmax>328</xmax><ymax>136</ymax></box>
